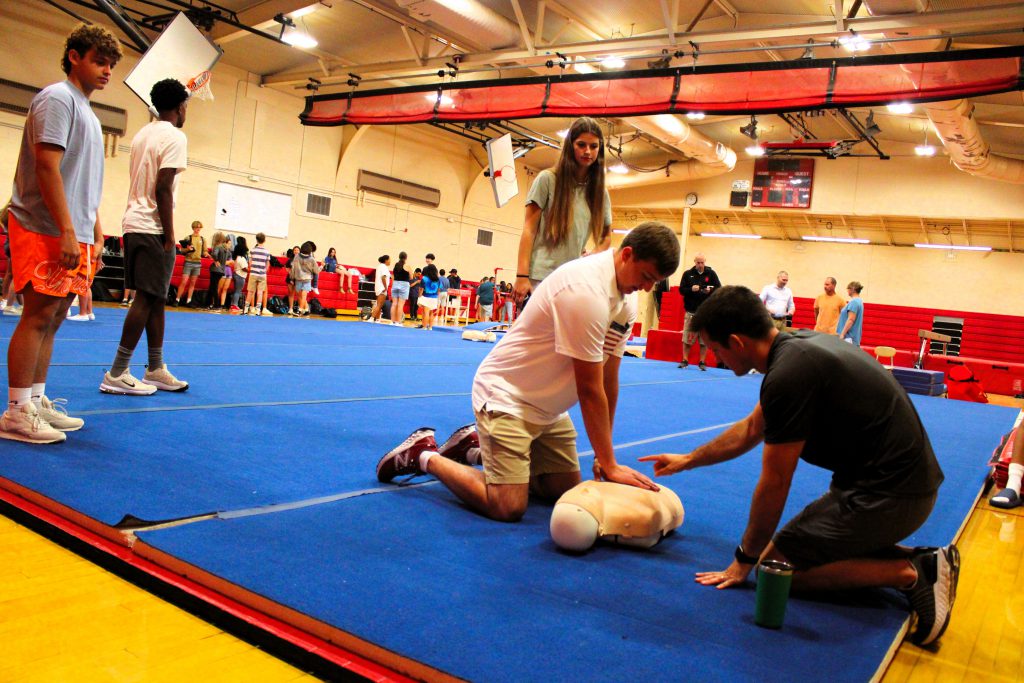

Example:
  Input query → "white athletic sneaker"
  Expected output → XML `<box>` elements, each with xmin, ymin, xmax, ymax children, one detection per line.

<box><xmin>100</xmin><ymin>370</ymin><xmax>157</xmax><ymax>396</ymax></box>
<box><xmin>260</xmin><ymin>308</ymin><xmax>274</xmax><ymax>317</ymax></box>
<box><xmin>67</xmin><ymin>313</ymin><xmax>91</xmax><ymax>322</ymax></box>
<box><xmin>38</xmin><ymin>396</ymin><xmax>84</xmax><ymax>431</ymax></box>
<box><xmin>2</xmin><ymin>305</ymin><xmax>23</xmax><ymax>317</ymax></box>
<box><xmin>0</xmin><ymin>403</ymin><xmax>67</xmax><ymax>444</ymax></box>
<box><xmin>143</xmin><ymin>364</ymin><xmax>189</xmax><ymax>392</ymax></box>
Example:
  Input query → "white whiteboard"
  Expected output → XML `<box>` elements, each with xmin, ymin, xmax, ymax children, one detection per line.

<box><xmin>485</xmin><ymin>134</ymin><xmax>519</xmax><ymax>208</ymax></box>
<box><xmin>214</xmin><ymin>182</ymin><xmax>292</xmax><ymax>238</ymax></box>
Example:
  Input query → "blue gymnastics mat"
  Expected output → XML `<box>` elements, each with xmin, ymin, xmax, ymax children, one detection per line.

<box><xmin>1</xmin><ymin>308</ymin><xmax>1017</xmax><ymax>681</ymax></box>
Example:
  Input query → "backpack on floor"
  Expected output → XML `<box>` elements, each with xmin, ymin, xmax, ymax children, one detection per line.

<box><xmin>321</xmin><ymin>307</ymin><xmax>337</xmax><ymax>318</ymax></box>
<box><xmin>308</xmin><ymin>297</ymin><xmax>324</xmax><ymax>315</ymax></box>
<box><xmin>268</xmin><ymin>296</ymin><xmax>288</xmax><ymax>315</ymax></box>
<box><xmin>989</xmin><ymin>428</ymin><xmax>1016</xmax><ymax>489</ymax></box>
<box><xmin>166</xmin><ymin>284</ymin><xmax>177</xmax><ymax>306</ymax></box>
<box><xmin>946</xmin><ymin>365</ymin><xmax>988</xmax><ymax>403</ymax></box>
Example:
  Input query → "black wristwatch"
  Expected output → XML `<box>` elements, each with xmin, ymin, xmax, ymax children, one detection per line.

<box><xmin>734</xmin><ymin>544</ymin><xmax>761</xmax><ymax>565</ymax></box>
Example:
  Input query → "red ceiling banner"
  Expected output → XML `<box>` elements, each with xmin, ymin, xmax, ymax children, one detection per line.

<box><xmin>300</xmin><ymin>47</ymin><xmax>1023</xmax><ymax>126</ymax></box>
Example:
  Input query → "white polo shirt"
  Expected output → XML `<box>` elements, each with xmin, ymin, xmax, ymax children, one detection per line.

<box><xmin>472</xmin><ymin>249</ymin><xmax>636</xmax><ymax>425</ymax></box>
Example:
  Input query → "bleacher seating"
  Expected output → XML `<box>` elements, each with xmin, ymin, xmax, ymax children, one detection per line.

<box><xmin>653</xmin><ymin>287</ymin><xmax>1024</xmax><ymax>394</ymax></box>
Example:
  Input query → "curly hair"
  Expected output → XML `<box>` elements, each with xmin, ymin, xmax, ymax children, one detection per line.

<box><xmin>150</xmin><ymin>78</ymin><xmax>189</xmax><ymax>112</ymax></box>
<box><xmin>62</xmin><ymin>24</ymin><xmax>122</xmax><ymax>75</ymax></box>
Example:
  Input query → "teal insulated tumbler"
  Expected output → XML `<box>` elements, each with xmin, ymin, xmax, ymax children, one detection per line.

<box><xmin>754</xmin><ymin>559</ymin><xmax>794</xmax><ymax>628</ymax></box>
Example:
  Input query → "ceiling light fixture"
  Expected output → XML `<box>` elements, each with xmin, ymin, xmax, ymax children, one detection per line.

<box><xmin>914</xmin><ymin>243</ymin><xmax>991</xmax><ymax>252</ymax></box>
<box><xmin>274</xmin><ymin>12</ymin><xmax>318</xmax><ymax>48</ymax></box>
<box><xmin>685</xmin><ymin>112</ymin><xmax>706</xmax><ymax>120</ymax></box>
<box><xmin>739</xmin><ymin>115</ymin><xmax>758</xmax><ymax>140</ymax></box>
<box><xmin>745</xmin><ymin>143</ymin><xmax>766</xmax><ymax>157</ymax></box>
<box><xmin>612</xmin><ymin>228</ymin><xmax>632</xmax><ymax>235</ymax></box>
<box><xmin>601</xmin><ymin>56</ymin><xmax>626</xmax><ymax>69</ymax></box>
<box><xmin>556</xmin><ymin>128</ymin><xmax>569</xmax><ymax>138</ymax></box>
<box><xmin>700</xmin><ymin>232</ymin><xmax>762</xmax><ymax>239</ymax></box>
<box><xmin>608</xmin><ymin>162</ymin><xmax>629</xmax><ymax>174</ymax></box>
<box><xmin>839</xmin><ymin>31</ymin><xmax>871</xmax><ymax>52</ymax></box>
<box><xmin>802</xmin><ymin>236</ymin><xmax>870</xmax><ymax>244</ymax></box>
<box><xmin>887</xmin><ymin>102</ymin><xmax>914</xmax><ymax>114</ymax></box>
<box><xmin>915</xmin><ymin>127</ymin><xmax>936</xmax><ymax>156</ymax></box>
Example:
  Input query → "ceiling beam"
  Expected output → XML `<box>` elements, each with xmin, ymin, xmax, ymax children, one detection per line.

<box><xmin>878</xmin><ymin>216</ymin><xmax>894</xmax><ymax>246</ymax></box>
<box><xmin>400</xmin><ymin>26</ymin><xmax>424</xmax><ymax>66</ymax></box>
<box><xmin>509</xmin><ymin>0</ymin><xmax>535</xmax><ymax>54</ymax></box>
<box><xmin>660</xmin><ymin>0</ymin><xmax>679</xmax><ymax>46</ymax></box>
<box><xmin>543</xmin><ymin>0</ymin><xmax>604</xmax><ymax>41</ymax></box>
<box><xmin>685</xmin><ymin>0</ymin><xmax>715</xmax><ymax>33</ymax></box>
<box><xmin>534</xmin><ymin>1</ymin><xmax>547</xmax><ymax>48</ymax></box>
<box><xmin>264</xmin><ymin>3</ymin><xmax>1024</xmax><ymax>87</ymax></box>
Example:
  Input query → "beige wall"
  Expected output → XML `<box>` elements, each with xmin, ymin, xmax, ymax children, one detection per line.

<box><xmin>3</xmin><ymin>8</ymin><xmax>1023</xmax><ymax>309</ymax></box>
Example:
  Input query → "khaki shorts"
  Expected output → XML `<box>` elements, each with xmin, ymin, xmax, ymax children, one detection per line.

<box><xmin>475</xmin><ymin>409</ymin><xmax>580</xmax><ymax>485</ymax></box>
<box><xmin>247</xmin><ymin>273</ymin><xmax>267</xmax><ymax>294</ymax></box>
<box><xmin>682</xmin><ymin>310</ymin><xmax>704</xmax><ymax>347</ymax></box>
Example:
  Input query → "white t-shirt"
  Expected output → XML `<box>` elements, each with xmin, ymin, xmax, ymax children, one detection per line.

<box><xmin>375</xmin><ymin>263</ymin><xmax>392</xmax><ymax>295</ymax></box>
<box><xmin>122</xmin><ymin>121</ymin><xmax>187</xmax><ymax>235</ymax></box>
<box><xmin>760</xmin><ymin>284</ymin><xmax>794</xmax><ymax>318</ymax></box>
<box><xmin>472</xmin><ymin>249</ymin><xmax>636</xmax><ymax>425</ymax></box>
<box><xmin>234</xmin><ymin>255</ymin><xmax>248</xmax><ymax>279</ymax></box>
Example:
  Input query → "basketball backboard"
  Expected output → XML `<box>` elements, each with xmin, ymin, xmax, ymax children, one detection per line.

<box><xmin>124</xmin><ymin>13</ymin><xmax>222</xmax><ymax>112</ymax></box>
<box><xmin>485</xmin><ymin>134</ymin><xmax>519</xmax><ymax>209</ymax></box>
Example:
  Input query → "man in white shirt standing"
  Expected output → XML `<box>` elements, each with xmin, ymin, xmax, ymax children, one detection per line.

<box><xmin>376</xmin><ymin>222</ymin><xmax>680</xmax><ymax>522</ymax></box>
<box><xmin>760</xmin><ymin>270</ymin><xmax>795</xmax><ymax>332</ymax></box>
<box><xmin>101</xmin><ymin>79</ymin><xmax>190</xmax><ymax>395</ymax></box>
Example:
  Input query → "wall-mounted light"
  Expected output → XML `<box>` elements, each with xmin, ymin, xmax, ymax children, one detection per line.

<box><xmin>739</xmin><ymin>115</ymin><xmax>758</xmax><ymax>140</ymax></box>
<box><xmin>745</xmin><ymin>144</ymin><xmax>766</xmax><ymax>157</ymax></box>
<box><xmin>802</xmin><ymin>236</ymin><xmax>870</xmax><ymax>244</ymax></box>
<box><xmin>608</xmin><ymin>162</ymin><xmax>630</xmax><ymax>174</ymax></box>
<box><xmin>685</xmin><ymin>111</ymin><xmax>705</xmax><ymax>120</ymax></box>
<box><xmin>839</xmin><ymin>31</ymin><xmax>870</xmax><ymax>52</ymax></box>
<box><xmin>700</xmin><ymin>232</ymin><xmax>762</xmax><ymax>239</ymax></box>
<box><xmin>914</xmin><ymin>243</ymin><xmax>991</xmax><ymax>252</ymax></box>
<box><xmin>915</xmin><ymin>127</ymin><xmax>936</xmax><ymax>156</ymax></box>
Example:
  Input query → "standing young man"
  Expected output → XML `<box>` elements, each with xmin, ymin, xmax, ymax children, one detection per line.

<box><xmin>175</xmin><ymin>220</ymin><xmax>205</xmax><ymax>306</ymax></box>
<box><xmin>1</xmin><ymin>24</ymin><xmax>122</xmax><ymax>443</ymax></box>
<box><xmin>377</xmin><ymin>222</ymin><xmax>679</xmax><ymax>523</ymax></box>
<box><xmin>100</xmin><ymin>79</ymin><xmax>190</xmax><ymax>396</ymax></box>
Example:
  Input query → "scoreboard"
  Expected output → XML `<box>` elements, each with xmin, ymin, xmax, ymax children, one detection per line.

<box><xmin>751</xmin><ymin>158</ymin><xmax>814</xmax><ymax>209</ymax></box>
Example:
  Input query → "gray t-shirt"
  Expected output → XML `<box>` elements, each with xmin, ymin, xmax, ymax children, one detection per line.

<box><xmin>525</xmin><ymin>169</ymin><xmax>612</xmax><ymax>281</ymax></box>
<box><xmin>11</xmin><ymin>81</ymin><xmax>105</xmax><ymax>244</ymax></box>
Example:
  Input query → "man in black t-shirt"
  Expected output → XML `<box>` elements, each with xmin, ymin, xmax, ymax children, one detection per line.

<box><xmin>678</xmin><ymin>253</ymin><xmax>721</xmax><ymax>370</ymax></box>
<box><xmin>640</xmin><ymin>286</ymin><xmax>958</xmax><ymax>647</ymax></box>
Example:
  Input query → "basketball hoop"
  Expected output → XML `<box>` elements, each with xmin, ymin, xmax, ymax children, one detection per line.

<box><xmin>185</xmin><ymin>70</ymin><xmax>214</xmax><ymax>101</ymax></box>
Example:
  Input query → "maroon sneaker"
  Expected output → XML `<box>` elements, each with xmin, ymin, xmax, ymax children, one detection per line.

<box><xmin>437</xmin><ymin>424</ymin><xmax>480</xmax><ymax>465</ymax></box>
<box><xmin>376</xmin><ymin>427</ymin><xmax>437</xmax><ymax>482</ymax></box>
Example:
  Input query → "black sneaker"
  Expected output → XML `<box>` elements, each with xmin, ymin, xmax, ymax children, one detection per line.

<box><xmin>698</xmin><ymin>361</ymin><xmax>707</xmax><ymax>371</ymax></box>
<box><xmin>678</xmin><ymin>359</ymin><xmax>689</xmax><ymax>369</ymax></box>
<box><xmin>903</xmin><ymin>544</ymin><xmax>960</xmax><ymax>646</ymax></box>
<box><xmin>376</xmin><ymin>428</ymin><xmax>437</xmax><ymax>483</ymax></box>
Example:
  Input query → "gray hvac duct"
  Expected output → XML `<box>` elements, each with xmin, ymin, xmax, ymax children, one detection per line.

<box><xmin>862</xmin><ymin>0</ymin><xmax>1024</xmax><ymax>184</ymax></box>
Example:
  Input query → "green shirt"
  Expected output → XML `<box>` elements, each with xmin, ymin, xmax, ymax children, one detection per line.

<box><xmin>525</xmin><ymin>169</ymin><xmax>612</xmax><ymax>281</ymax></box>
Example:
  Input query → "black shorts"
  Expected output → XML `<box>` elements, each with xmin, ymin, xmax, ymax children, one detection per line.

<box><xmin>123</xmin><ymin>233</ymin><xmax>176</xmax><ymax>297</ymax></box>
<box><xmin>773</xmin><ymin>486</ymin><xmax>937</xmax><ymax>569</ymax></box>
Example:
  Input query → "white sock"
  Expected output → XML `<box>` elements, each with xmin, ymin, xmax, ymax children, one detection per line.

<box><xmin>8</xmin><ymin>387</ymin><xmax>32</xmax><ymax>408</ymax></box>
<box><xmin>31</xmin><ymin>383</ymin><xmax>45</xmax><ymax>407</ymax></box>
<box><xmin>1007</xmin><ymin>463</ymin><xmax>1024</xmax><ymax>494</ymax></box>
<box><xmin>419</xmin><ymin>450</ymin><xmax>438</xmax><ymax>472</ymax></box>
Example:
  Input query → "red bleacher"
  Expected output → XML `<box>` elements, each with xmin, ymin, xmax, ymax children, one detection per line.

<box><xmin>646</xmin><ymin>287</ymin><xmax>1024</xmax><ymax>394</ymax></box>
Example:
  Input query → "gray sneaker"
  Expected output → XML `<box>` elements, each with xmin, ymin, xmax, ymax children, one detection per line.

<box><xmin>0</xmin><ymin>403</ymin><xmax>67</xmax><ymax>444</ymax></box>
<box><xmin>100</xmin><ymin>370</ymin><xmax>158</xmax><ymax>396</ymax></box>
<box><xmin>143</xmin><ymin>364</ymin><xmax>189</xmax><ymax>392</ymax></box>
<box><xmin>38</xmin><ymin>396</ymin><xmax>84</xmax><ymax>431</ymax></box>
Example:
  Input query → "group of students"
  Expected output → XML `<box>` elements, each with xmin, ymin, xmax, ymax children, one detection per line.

<box><xmin>369</xmin><ymin>252</ymin><xmax>469</xmax><ymax>330</ymax></box>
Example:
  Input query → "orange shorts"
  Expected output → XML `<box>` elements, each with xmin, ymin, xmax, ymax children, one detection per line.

<box><xmin>9</xmin><ymin>213</ymin><xmax>98</xmax><ymax>299</ymax></box>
